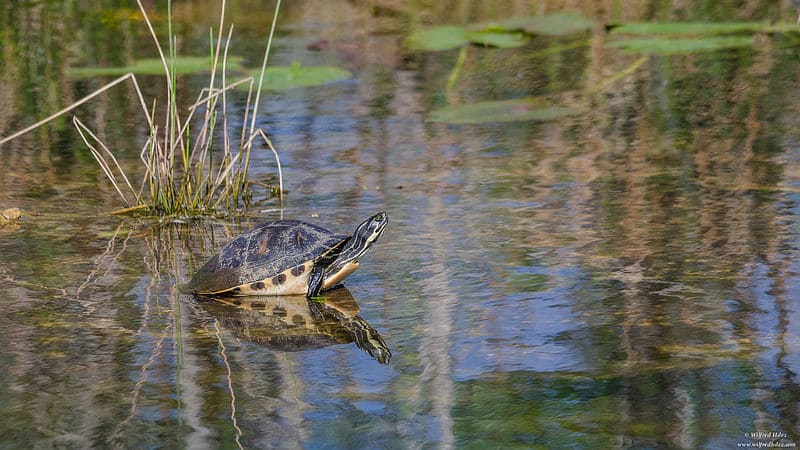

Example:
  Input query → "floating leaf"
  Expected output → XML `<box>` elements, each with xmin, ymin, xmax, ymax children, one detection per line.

<box><xmin>246</xmin><ymin>62</ymin><xmax>352</xmax><ymax>90</ymax></box>
<box><xmin>610</xmin><ymin>36</ymin><xmax>753</xmax><ymax>54</ymax></box>
<box><xmin>406</xmin><ymin>25</ymin><xmax>528</xmax><ymax>51</ymax></box>
<box><xmin>465</xmin><ymin>31</ymin><xmax>528</xmax><ymax>48</ymax></box>
<box><xmin>476</xmin><ymin>13</ymin><xmax>594</xmax><ymax>36</ymax></box>
<box><xmin>67</xmin><ymin>56</ymin><xmax>244</xmax><ymax>77</ymax></box>
<box><xmin>427</xmin><ymin>98</ymin><xmax>585</xmax><ymax>124</ymax></box>
<box><xmin>611</xmin><ymin>21</ymin><xmax>798</xmax><ymax>36</ymax></box>
<box><xmin>406</xmin><ymin>14</ymin><xmax>592</xmax><ymax>51</ymax></box>
<box><xmin>405</xmin><ymin>26</ymin><xmax>469</xmax><ymax>51</ymax></box>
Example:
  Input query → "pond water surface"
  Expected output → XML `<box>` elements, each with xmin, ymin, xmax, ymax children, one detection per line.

<box><xmin>1</xmin><ymin>1</ymin><xmax>799</xmax><ymax>448</ymax></box>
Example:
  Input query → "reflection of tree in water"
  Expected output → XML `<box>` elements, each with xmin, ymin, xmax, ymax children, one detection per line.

<box><xmin>520</xmin><ymin>30</ymin><xmax>800</xmax><ymax>445</ymax></box>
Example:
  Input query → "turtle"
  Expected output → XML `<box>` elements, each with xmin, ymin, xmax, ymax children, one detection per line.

<box><xmin>188</xmin><ymin>211</ymin><xmax>388</xmax><ymax>297</ymax></box>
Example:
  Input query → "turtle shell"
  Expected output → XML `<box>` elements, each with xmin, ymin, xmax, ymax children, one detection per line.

<box><xmin>188</xmin><ymin>220</ymin><xmax>349</xmax><ymax>296</ymax></box>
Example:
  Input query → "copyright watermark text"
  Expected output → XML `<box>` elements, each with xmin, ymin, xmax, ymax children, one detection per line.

<box><xmin>738</xmin><ymin>431</ymin><xmax>796</xmax><ymax>448</ymax></box>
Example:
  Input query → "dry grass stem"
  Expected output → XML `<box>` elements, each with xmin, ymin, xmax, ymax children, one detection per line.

<box><xmin>257</xmin><ymin>129</ymin><xmax>284</xmax><ymax>204</ymax></box>
<box><xmin>0</xmin><ymin>73</ymin><xmax>152</xmax><ymax>145</ymax></box>
<box><xmin>249</xmin><ymin>0</ymin><xmax>282</xmax><ymax>139</ymax></box>
<box><xmin>74</xmin><ymin>117</ymin><xmax>138</xmax><ymax>206</ymax></box>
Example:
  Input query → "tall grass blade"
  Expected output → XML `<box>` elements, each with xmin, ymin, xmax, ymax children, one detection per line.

<box><xmin>0</xmin><ymin>74</ymin><xmax>149</xmax><ymax>145</ymax></box>
<box><xmin>256</xmin><ymin>129</ymin><xmax>283</xmax><ymax>205</ymax></box>
<box><xmin>249</xmin><ymin>0</ymin><xmax>282</xmax><ymax>140</ymax></box>
<box><xmin>73</xmin><ymin>117</ymin><xmax>136</xmax><ymax>207</ymax></box>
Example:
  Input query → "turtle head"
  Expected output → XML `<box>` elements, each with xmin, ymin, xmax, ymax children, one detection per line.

<box><xmin>354</xmin><ymin>211</ymin><xmax>388</xmax><ymax>246</ymax></box>
<box><xmin>320</xmin><ymin>211</ymin><xmax>388</xmax><ymax>292</ymax></box>
<box><xmin>341</xmin><ymin>211</ymin><xmax>388</xmax><ymax>263</ymax></box>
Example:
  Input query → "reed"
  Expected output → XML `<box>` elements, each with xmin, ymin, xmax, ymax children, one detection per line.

<box><xmin>0</xmin><ymin>0</ymin><xmax>284</xmax><ymax>216</ymax></box>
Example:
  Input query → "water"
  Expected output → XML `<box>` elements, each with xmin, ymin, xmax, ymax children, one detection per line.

<box><xmin>1</xmin><ymin>1</ymin><xmax>799</xmax><ymax>448</ymax></box>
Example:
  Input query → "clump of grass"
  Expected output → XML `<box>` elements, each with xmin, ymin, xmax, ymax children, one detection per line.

<box><xmin>0</xmin><ymin>0</ymin><xmax>284</xmax><ymax>216</ymax></box>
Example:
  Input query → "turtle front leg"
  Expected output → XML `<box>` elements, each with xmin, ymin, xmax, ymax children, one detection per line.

<box><xmin>307</xmin><ymin>265</ymin><xmax>326</xmax><ymax>297</ymax></box>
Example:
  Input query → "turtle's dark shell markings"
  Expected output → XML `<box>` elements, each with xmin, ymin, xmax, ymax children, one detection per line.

<box><xmin>188</xmin><ymin>211</ymin><xmax>388</xmax><ymax>297</ymax></box>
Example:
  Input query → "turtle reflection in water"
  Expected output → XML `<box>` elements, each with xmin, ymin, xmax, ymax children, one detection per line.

<box><xmin>188</xmin><ymin>212</ymin><xmax>388</xmax><ymax>297</ymax></box>
<box><xmin>196</xmin><ymin>288</ymin><xmax>391</xmax><ymax>364</ymax></box>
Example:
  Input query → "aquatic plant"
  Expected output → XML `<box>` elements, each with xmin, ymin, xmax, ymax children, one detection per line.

<box><xmin>608</xmin><ymin>20</ymin><xmax>800</xmax><ymax>55</ymax></box>
<box><xmin>404</xmin><ymin>13</ymin><xmax>593</xmax><ymax>52</ymax></box>
<box><xmin>65</xmin><ymin>56</ymin><xmax>247</xmax><ymax>78</ymax></box>
<box><xmin>427</xmin><ymin>98</ymin><xmax>585</xmax><ymax>124</ymax></box>
<box><xmin>1</xmin><ymin>0</ymin><xmax>285</xmax><ymax>217</ymax></box>
<box><xmin>410</xmin><ymin>14</ymin><xmax>800</xmax><ymax>124</ymax></box>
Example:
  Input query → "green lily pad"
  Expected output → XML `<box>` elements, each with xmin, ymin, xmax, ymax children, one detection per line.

<box><xmin>476</xmin><ymin>13</ymin><xmax>594</xmax><ymax>36</ymax></box>
<box><xmin>405</xmin><ymin>26</ymin><xmax>469</xmax><ymax>51</ymax></box>
<box><xmin>405</xmin><ymin>25</ymin><xmax>528</xmax><ymax>51</ymax></box>
<box><xmin>465</xmin><ymin>30</ymin><xmax>528</xmax><ymax>48</ymax></box>
<box><xmin>611</xmin><ymin>21</ymin><xmax>798</xmax><ymax>36</ymax></box>
<box><xmin>427</xmin><ymin>98</ymin><xmax>585</xmax><ymax>124</ymax></box>
<box><xmin>610</xmin><ymin>36</ymin><xmax>753</xmax><ymax>54</ymax></box>
<box><xmin>247</xmin><ymin>63</ymin><xmax>352</xmax><ymax>90</ymax></box>
<box><xmin>67</xmin><ymin>56</ymin><xmax>244</xmax><ymax>77</ymax></box>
